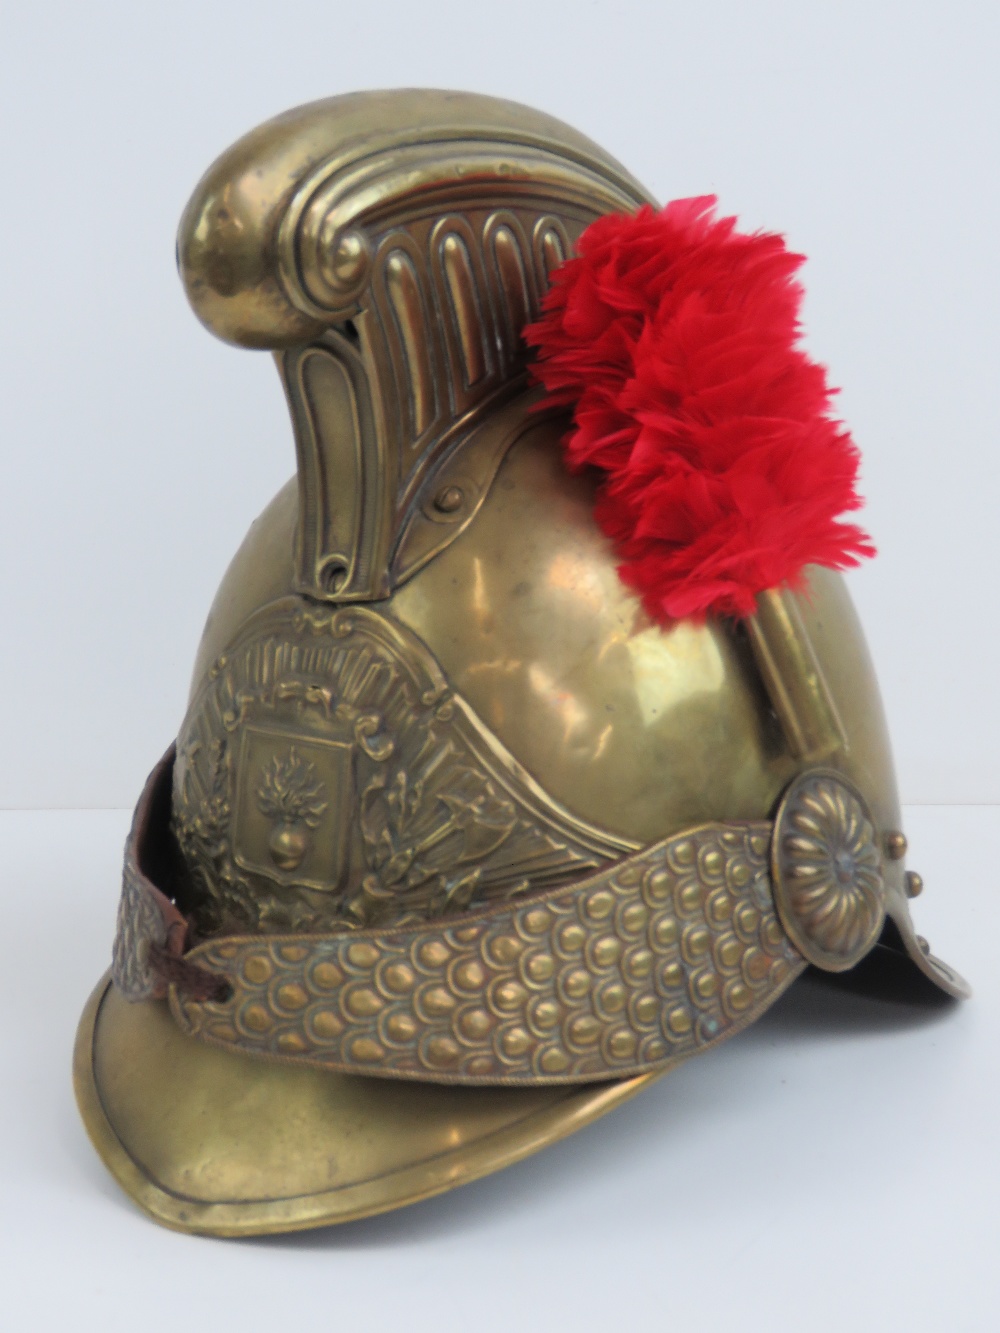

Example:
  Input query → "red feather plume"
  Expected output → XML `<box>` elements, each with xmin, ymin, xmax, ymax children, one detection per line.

<box><xmin>524</xmin><ymin>198</ymin><xmax>875</xmax><ymax>622</ymax></box>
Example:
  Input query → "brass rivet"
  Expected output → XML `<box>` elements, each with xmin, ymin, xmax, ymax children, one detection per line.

<box><xmin>242</xmin><ymin>954</ymin><xmax>273</xmax><ymax>986</ymax></box>
<box><xmin>386</xmin><ymin>1012</ymin><xmax>417</xmax><ymax>1042</ymax></box>
<box><xmin>424</xmin><ymin>1036</ymin><xmax>460</xmax><ymax>1068</ymax></box>
<box><xmin>346</xmin><ymin>941</ymin><xmax>379</xmax><ymax>969</ymax></box>
<box><xmin>328</xmin><ymin>229</ymin><xmax>369</xmax><ymax>287</ymax></box>
<box><xmin>434</xmin><ymin>485</ymin><xmax>464</xmax><ymax>513</ymax></box>
<box><xmin>460</xmin><ymin>1008</ymin><xmax>492</xmax><ymax>1040</ymax></box>
<box><xmin>539</xmin><ymin>1046</ymin><xmax>570</xmax><ymax>1073</ymax></box>
<box><xmin>349</xmin><ymin>1036</ymin><xmax>385</xmax><ymax>1064</ymax></box>
<box><xmin>345</xmin><ymin>986</ymin><xmax>383</xmax><ymax>1018</ymax></box>
<box><xmin>242</xmin><ymin>1003</ymin><xmax>273</xmax><ymax>1034</ymax></box>
<box><xmin>886</xmin><ymin>831</ymin><xmax>908</xmax><ymax>860</ymax></box>
<box><xmin>311</xmin><ymin>1009</ymin><xmax>343</xmax><ymax>1040</ymax></box>
<box><xmin>276</xmin><ymin>983</ymin><xmax>308</xmax><ymax>1011</ymax></box>
<box><xmin>906</xmin><ymin>871</ymin><xmax>924</xmax><ymax>899</ymax></box>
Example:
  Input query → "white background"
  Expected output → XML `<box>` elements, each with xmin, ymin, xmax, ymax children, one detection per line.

<box><xmin>1</xmin><ymin>2</ymin><xmax>998</xmax><ymax>1330</ymax></box>
<box><xmin>1</xmin><ymin>0</ymin><xmax>998</xmax><ymax>809</ymax></box>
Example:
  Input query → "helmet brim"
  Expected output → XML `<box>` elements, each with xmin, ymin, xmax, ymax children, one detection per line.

<box><xmin>74</xmin><ymin>973</ymin><xmax>661</xmax><ymax>1237</ymax></box>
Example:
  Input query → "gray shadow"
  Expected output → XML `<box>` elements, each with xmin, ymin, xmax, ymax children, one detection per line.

<box><xmin>756</xmin><ymin>947</ymin><xmax>957</xmax><ymax>1039</ymax></box>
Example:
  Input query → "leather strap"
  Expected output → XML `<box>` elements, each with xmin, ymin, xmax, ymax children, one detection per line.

<box><xmin>111</xmin><ymin>747</ymin><xmax>227</xmax><ymax>1003</ymax></box>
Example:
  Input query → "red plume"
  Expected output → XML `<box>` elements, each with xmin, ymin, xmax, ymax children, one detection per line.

<box><xmin>524</xmin><ymin>198</ymin><xmax>875</xmax><ymax>621</ymax></box>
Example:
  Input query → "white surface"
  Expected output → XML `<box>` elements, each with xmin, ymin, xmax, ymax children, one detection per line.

<box><xmin>1</xmin><ymin>804</ymin><xmax>995</xmax><ymax>1332</ymax></box>
<box><xmin>1</xmin><ymin>0</ymin><xmax>999</xmax><ymax>808</ymax></box>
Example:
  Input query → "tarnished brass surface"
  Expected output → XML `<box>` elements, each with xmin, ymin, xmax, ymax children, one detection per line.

<box><xmin>172</xmin><ymin>820</ymin><xmax>804</xmax><ymax>1082</ymax></box>
<box><xmin>389</xmin><ymin>430</ymin><xmax>892</xmax><ymax>843</ymax></box>
<box><xmin>78</xmin><ymin>89</ymin><xmax>967</xmax><ymax>1236</ymax></box>
<box><xmin>886</xmin><ymin>830</ymin><xmax>908</xmax><ymax>860</ymax></box>
<box><xmin>75</xmin><ymin>974</ymin><xmax>659</xmax><ymax>1236</ymax></box>
<box><xmin>194</xmin><ymin>429</ymin><xmax>901</xmax><ymax>854</ymax></box>
<box><xmin>771</xmin><ymin>770</ymin><xmax>885</xmax><ymax>971</ymax></box>
<box><xmin>199</xmin><ymin>422</ymin><xmax>901</xmax><ymax>851</ymax></box>
<box><xmin>174</xmin><ymin>597</ymin><xmax>630</xmax><ymax>936</ymax></box>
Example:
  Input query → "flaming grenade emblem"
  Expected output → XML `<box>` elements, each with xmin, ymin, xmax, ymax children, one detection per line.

<box><xmin>256</xmin><ymin>748</ymin><xmax>329</xmax><ymax>872</ymax></box>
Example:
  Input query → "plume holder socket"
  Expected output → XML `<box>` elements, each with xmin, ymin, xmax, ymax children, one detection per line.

<box><xmin>746</xmin><ymin>587</ymin><xmax>848</xmax><ymax>764</ymax></box>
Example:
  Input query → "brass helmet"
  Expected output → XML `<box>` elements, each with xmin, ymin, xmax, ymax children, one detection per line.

<box><xmin>74</xmin><ymin>89</ymin><xmax>968</xmax><ymax>1236</ymax></box>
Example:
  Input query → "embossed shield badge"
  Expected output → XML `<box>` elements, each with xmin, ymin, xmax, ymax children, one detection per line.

<box><xmin>232</xmin><ymin>727</ymin><xmax>353</xmax><ymax>892</ymax></box>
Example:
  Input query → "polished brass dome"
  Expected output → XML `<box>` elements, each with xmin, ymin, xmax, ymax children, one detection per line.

<box><xmin>75</xmin><ymin>89</ymin><xmax>966</xmax><ymax>1236</ymax></box>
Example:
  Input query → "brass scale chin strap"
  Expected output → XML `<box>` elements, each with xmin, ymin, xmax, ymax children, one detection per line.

<box><xmin>111</xmin><ymin>747</ymin><xmax>890</xmax><ymax>1085</ymax></box>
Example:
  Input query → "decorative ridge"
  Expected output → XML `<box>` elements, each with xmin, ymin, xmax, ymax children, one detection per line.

<box><xmin>178</xmin><ymin>93</ymin><xmax>651</xmax><ymax>604</ymax></box>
